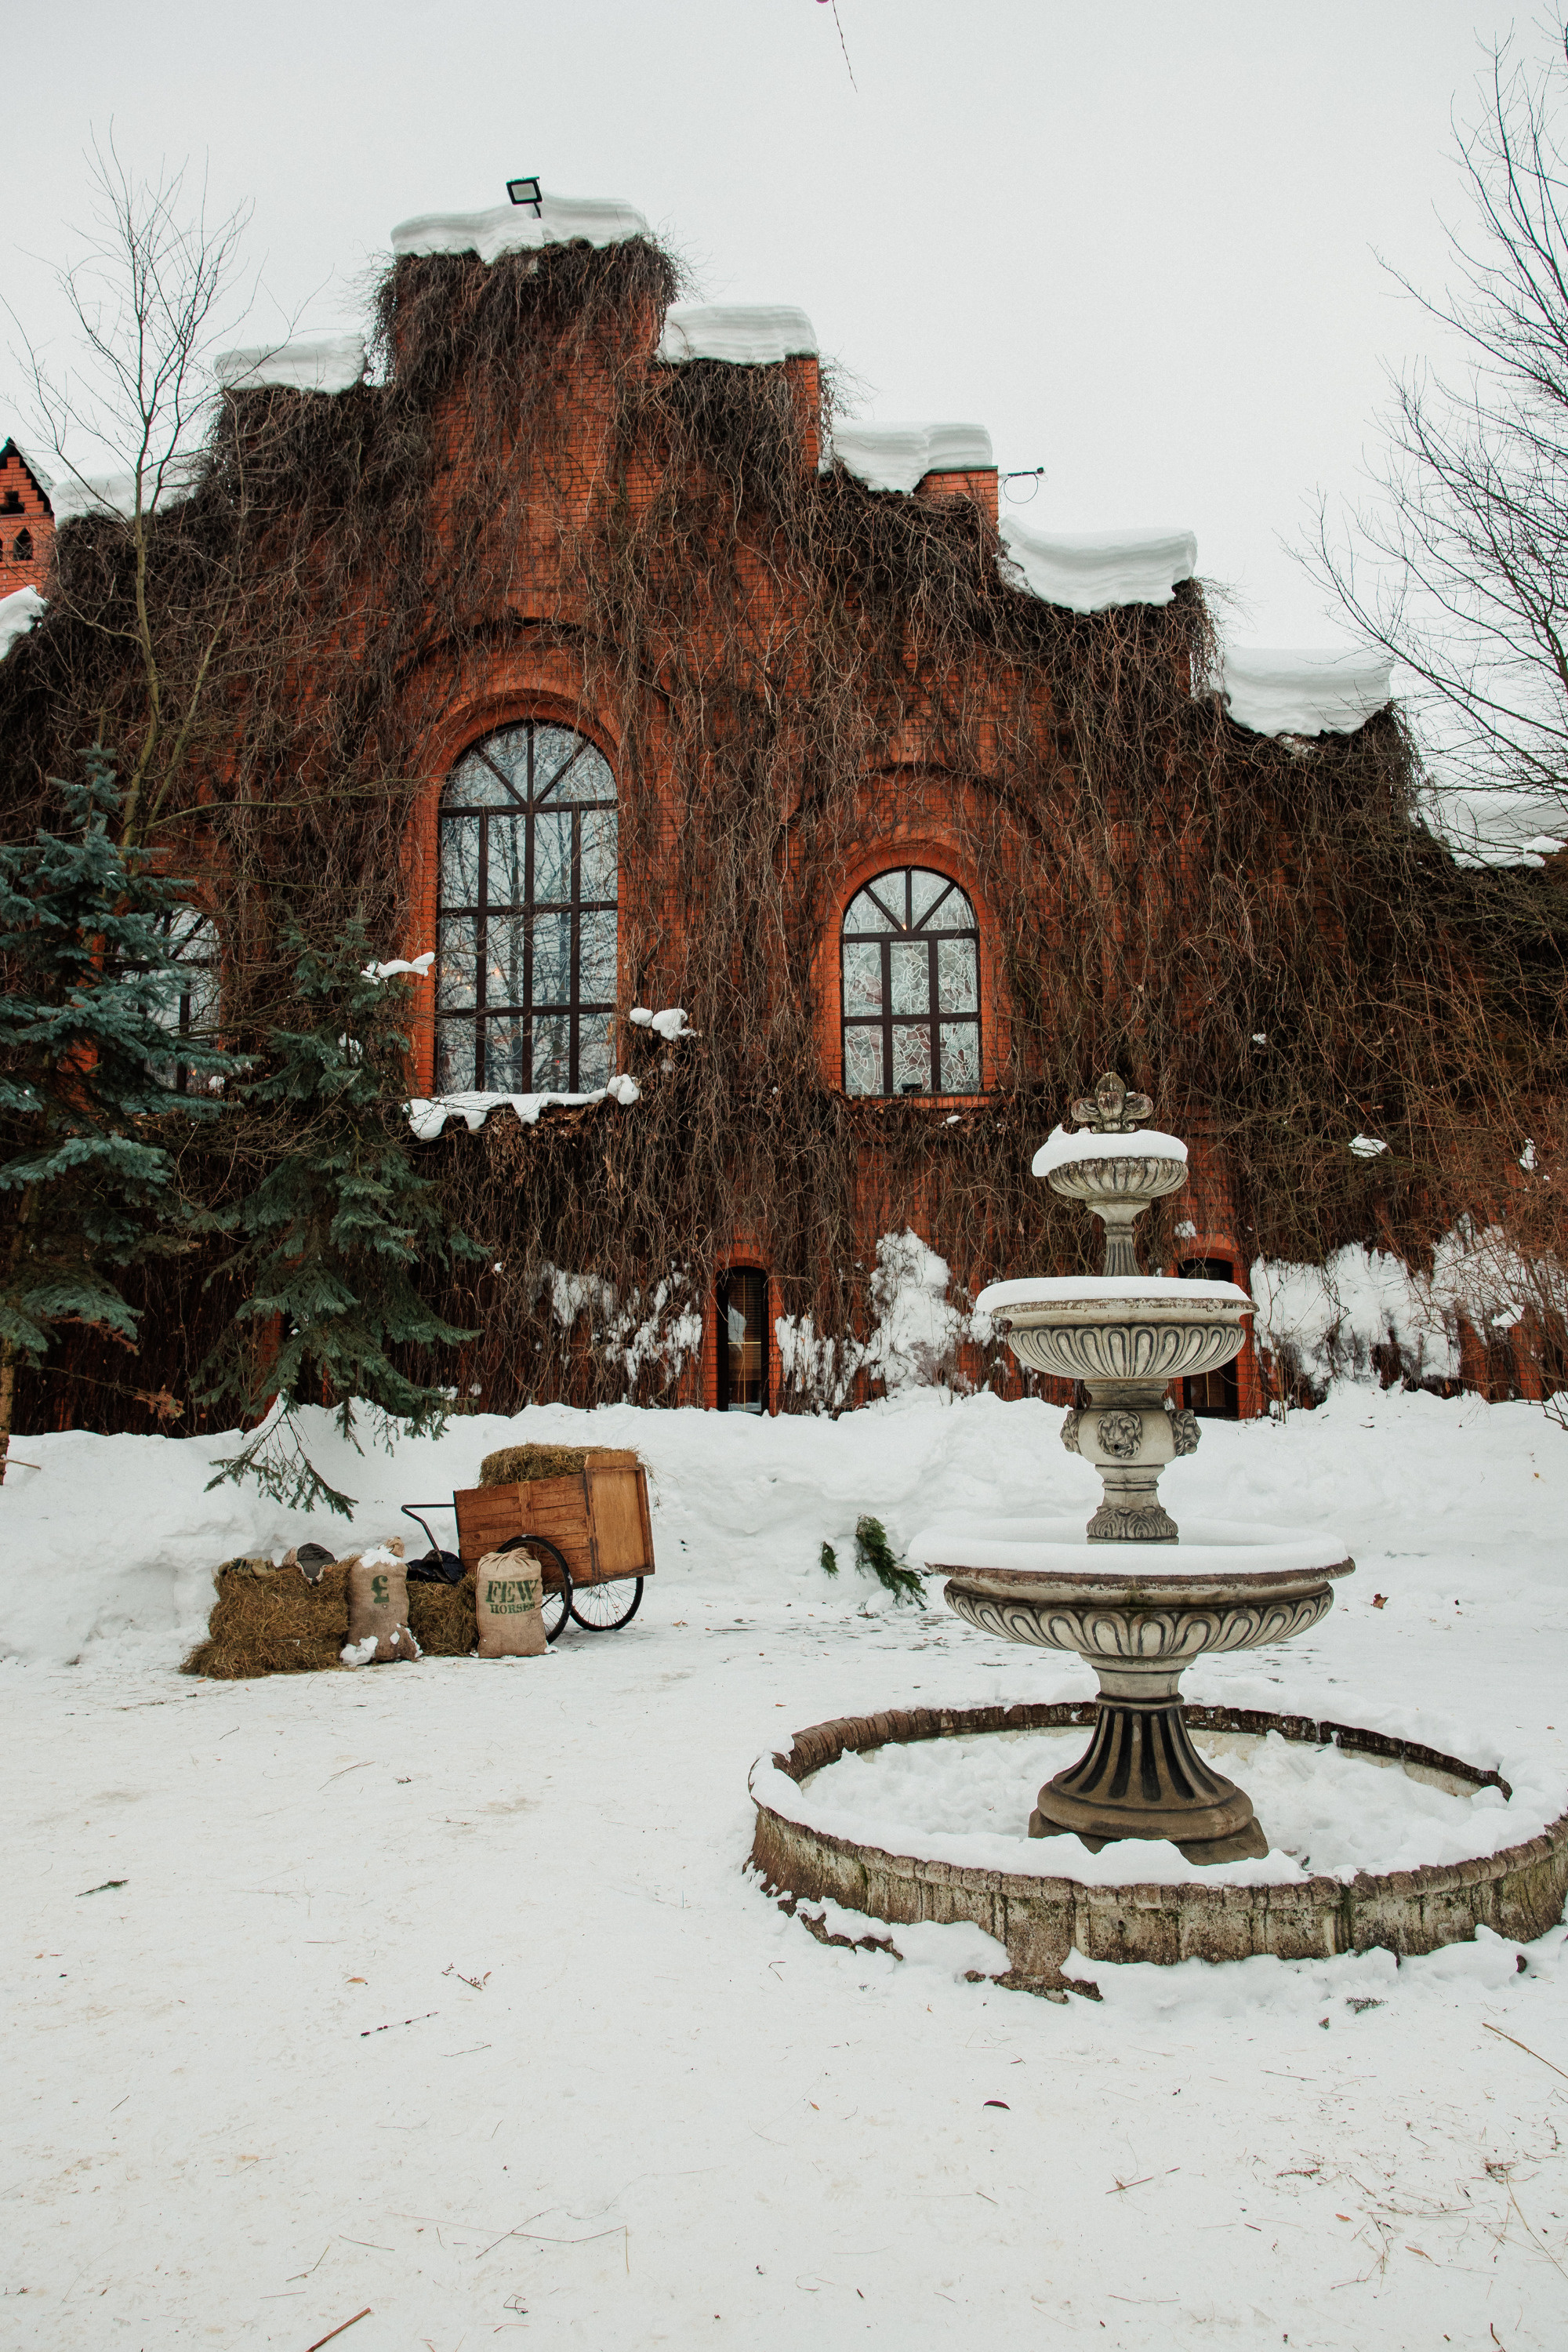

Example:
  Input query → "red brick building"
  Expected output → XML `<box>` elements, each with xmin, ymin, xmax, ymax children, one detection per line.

<box><xmin>0</xmin><ymin>440</ymin><xmax>53</xmax><ymax>600</ymax></box>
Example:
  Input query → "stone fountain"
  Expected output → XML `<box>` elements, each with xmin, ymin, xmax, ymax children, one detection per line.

<box><xmin>933</xmin><ymin>1073</ymin><xmax>1354</xmax><ymax>1865</ymax></box>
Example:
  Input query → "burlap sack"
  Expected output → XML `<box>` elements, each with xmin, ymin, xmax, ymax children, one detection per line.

<box><xmin>342</xmin><ymin>1539</ymin><xmax>420</xmax><ymax>1665</ymax></box>
<box><xmin>474</xmin><ymin>1546</ymin><xmax>548</xmax><ymax>1658</ymax></box>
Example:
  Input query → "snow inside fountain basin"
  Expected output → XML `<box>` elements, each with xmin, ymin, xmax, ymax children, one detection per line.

<box><xmin>753</xmin><ymin>1724</ymin><xmax>1541</xmax><ymax>1892</ymax></box>
<box><xmin>975</xmin><ymin>1274</ymin><xmax>1251</xmax><ymax>1310</ymax></box>
<box><xmin>912</xmin><ymin>1514</ymin><xmax>1350</xmax><ymax>1580</ymax></box>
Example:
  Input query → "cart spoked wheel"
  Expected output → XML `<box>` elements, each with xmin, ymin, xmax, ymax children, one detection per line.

<box><xmin>571</xmin><ymin>1575</ymin><xmax>644</xmax><ymax>1632</ymax></box>
<box><xmin>493</xmin><ymin>1533</ymin><xmax>573</xmax><ymax>1643</ymax></box>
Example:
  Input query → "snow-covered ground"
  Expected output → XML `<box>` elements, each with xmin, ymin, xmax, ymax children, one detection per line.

<box><xmin>4</xmin><ymin>1384</ymin><xmax>1568</xmax><ymax>2349</ymax></box>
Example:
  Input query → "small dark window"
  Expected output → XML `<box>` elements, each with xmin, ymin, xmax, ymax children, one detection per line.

<box><xmin>12</xmin><ymin>528</ymin><xmax>32</xmax><ymax>561</ymax></box>
<box><xmin>2</xmin><ymin>488</ymin><xmax>24</xmax><ymax>514</ymax></box>
<box><xmin>840</xmin><ymin>866</ymin><xmax>981</xmax><ymax>1097</ymax></box>
<box><xmin>717</xmin><ymin>1268</ymin><xmax>768</xmax><ymax>1413</ymax></box>
<box><xmin>1178</xmin><ymin>1257</ymin><xmax>1240</xmax><ymax>1417</ymax></box>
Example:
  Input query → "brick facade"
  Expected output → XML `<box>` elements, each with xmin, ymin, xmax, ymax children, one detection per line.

<box><xmin>0</xmin><ymin>441</ymin><xmax>54</xmax><ymax>598</ymax></box>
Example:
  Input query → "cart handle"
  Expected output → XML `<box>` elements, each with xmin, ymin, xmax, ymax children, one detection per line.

<box><xmin>401</xmin><ymin>1501</ymin><xmax>457</xmax><ymax>1557</ymax></box>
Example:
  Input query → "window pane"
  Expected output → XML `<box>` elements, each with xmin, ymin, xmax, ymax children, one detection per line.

<box><xmin>842</xmin><ymin>938</ymin><xmax>882</xmax><ymax>1017</ymax></box>
<box><xmin>533</xmin><ymin>808</ymin><xmax>572</xmax><ymax>904</ymax></box>
<box><xmin>938</xmin><ymin>1020</ymin><xmax>981</xmax><ymax>1092</ymax></box>
<box><xmin>546</xmin><ymin>742</ymin><xmax>616</xmax><ymax>804</ymax></box>
<box><xmin>484</xmin><ymin>914</ymin><xmax>527</xmax><ymax>1011</ymax></box>
<box><xmin>532</xmin><ymin>1010</ymin><xmax>571</xmax><ymax>1091</ymax></box>
<box><xmin>531</xmin><ymin>911</ymin><xmax>572</xmax><ymax>1006</ymax></box>
<box><xmin>843</xmin><ymin>1026</ymin><xmax>883</xmax><ymax>1096</ymax></box>
<box><xmin>487</xmin><ymin>814</ymin><xmax>526</xmax><ymax>908</ymax></box>
<box><xmin>579</xmin><ymin>907</ymin><xmax>616</xmax><ymax>1003</ymax></box>
<box><xmin>437</xmin><ymin>915</ymin><xmax>478</xmax><ymax>1011</ymax></box>
<box><xmin>843</xmin><ymin>888</ymin><xmax>887</xmax><ymax>935</ymax></box>
<box><xmin>889</xmin><ymin>939</ymin><xmax>930</xmax><ymax>1016</ymax></box>
<box><xmin>481</xmin><ymin>726</ymin><xmax>530</xmax><ymax>793</ymax></box>
<box><xmin>445</xmin><ymin>753</ymin><xmax>517</xmax><ymax>809</ymax></box>
<box><xmin>439</xmin><ymin>814</ymin><xmax>481</xmax><ymax>906</ymax></box>
<box><xmin>891</xmin><ymin>1022</ymin><xmax>931</xmax><ymax>1094</ymax></box>
<box><xmin>937</xmin><ymin>935</ymin><xmax>978</xmax><ymax>1013</ymax></box>
<box><xmin>530</xmin><ymin>724</ymin><xmax>581</xmax><ymax>797</ymax></box>
<box><xmin>435</xmin><ymin>1018</ymin><xmax>478</xmax><ymax>1093</ymax></box>
<box><xmin>577</xmin><ymin>1010</ymin><xmax>613</xmax><ymax>1091</ymax></box>
<box><xmin>909</xmin><ymin>868</ymin><xmax>953</xmax><ymax>927</ymax></box>
<box><xmin>579</xmin><ymin>806</ymin><xmax>617</xmax><ymax>898</ymax></box>
<box><xmin>485</xmin><ymin>1014</ymin><xmax>528</xmax><ymax>1091</ymax></box>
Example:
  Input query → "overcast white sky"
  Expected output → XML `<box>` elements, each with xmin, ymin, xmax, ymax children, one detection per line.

<box><xmin>0</xmin><ymin>0</ymin><xmax>1539</xmax><ymax>648</ymax></box>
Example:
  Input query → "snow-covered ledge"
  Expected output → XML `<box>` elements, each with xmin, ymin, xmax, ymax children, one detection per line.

<box><xmin>830</xmin><ymin>422</ymin><xmax>994</xmax><ymax>494</ymax></box>
<box><xmin>392</xmin><ymin>193</ymin><xmax>652</xmax><ymax>264</ymax></box>
<box><xmin>1221</xmin><ymin>646</ymin><xmax>1393</xmax><ymax>738</ymax></box>
<box><xmin>407</xmin><ymin>1075</ymin><xmax>640</xmax><ymax>1142</ymax></box>
<box><xmin>999</xmin><ymin>515</ymin><xmax>1198</xmax><ymax>613</ymax></box>
<box><xmin>215</xmin><ymin>336</ymin><xmax>368</xmax><ymax>394</ymax></box>
<box><xmin>655</xmin><ymin>304</ymin><xmax>818</xmax><ymax>366</ymax></box>
<box><xmin>50</xmin><ymin>457</ymin><xmax>206</xmax><ymax>522</ymax></box>
<box><xmin>0</xmin><ymin>586</ymin><xmax>46</xmax><ymax>661</ymax></box>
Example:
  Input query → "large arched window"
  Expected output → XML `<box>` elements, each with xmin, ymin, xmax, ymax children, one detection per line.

<box><xmin>436</xmin><ymin>720</ymin><xmax>618</xmax><ymax>1094</ymax></box>
<box><xmin>840</xmin><ymin>866</ymin><xmax>980</xmax><ymax>1096</ymax></box>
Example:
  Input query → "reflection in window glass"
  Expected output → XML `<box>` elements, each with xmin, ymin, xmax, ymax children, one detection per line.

<box><xmin>718</xmin><ymin>1268</ymin><xmax>768</xmax><ymax>1413</ymax></box>
<box><xmin>435</xmin><ymin>721</ymin><xmax>619</xmax><ymax>1094</ymax></box>
<box><xmin>147</xmin><ymin>909</ymin><xmax>220</xmax><ymax>1094</ymax></box>
<box><xmin>840</xmin><ymin>867</ymin><xmax>981</xmax><ymax>1097</ymax></box>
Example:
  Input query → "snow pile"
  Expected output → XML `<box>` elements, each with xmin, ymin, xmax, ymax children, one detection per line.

<box><xmin>1422</xmin><ymin>781</ymin><xmax>1568</xmax><ymax>869</ymax></box>
<box><xmin>628</xmin><ymin>1004</ymin><xmax>696</xmax><ymax>1040</ymax></box>
<box><xmin>830</xmin><ymin>422</ymin><xmax>993</xmax><ymax>494</ymax></box>
<box><xmin>777</xmin><ymin>1229</ymin><xmax>994</xmax><ymax>1410</ymax></box>
<box><xmin>405</xmin><ymin>1079</ymin><xmax>638</xmax><ymax>1139</ymax></box>
<box><xmin>1221</xmin><ymin>644</ymin><xmax>1393</xmax><ymax>737</ymax></box>
<box><xmin>603</xmin><ymin>1274</ymin><xmax>706</xmax><ymax>1391</ymax></box>
<box><xmin>213</xmin><ymin>335</ymin><xmax>367</xmax><ymax>394</ymax></box>
<box><xmin>361</xmin><ymin>950</ymin><xmax>434</xmax><ymax>981</ymax></box>
<box><xmin>391</xmin><ymin>192</ymin><xmax>652</xmax><ymax>263</ymax></box>
<box><xmin>1031</xmin><ymin>1122</ymin><xmax>1187</xmax><ymax>1178</ymax></box>
<box><xmin>655</xmin><ymin>304</ymin><xmax>817</xmax><ymax>366</ymax></box>
<box><xmin>758</xmin><ymin>1722</ymin><xmax>1554</xmax><ymax>1889</ymax></box>
<box><xmin>0</xmin><ymin>584</ymin><xmax>45</xmax><ymax>660</ymax></box>
<box><xmin>1250</xmin><ymin>1224</ymin><xmax>1568</xmax><ymax>1394</ymax></box>
<box><xmin>1000</xmin><ymin>515</ymin><xmax>1197</xmax><ymax>613</ymax></box>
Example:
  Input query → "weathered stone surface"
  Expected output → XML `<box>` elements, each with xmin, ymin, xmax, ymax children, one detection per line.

<box><xmin>750</xmin><ymin>1702</ymin><xmax>1568</xmax><ymax>1991</ymax></box>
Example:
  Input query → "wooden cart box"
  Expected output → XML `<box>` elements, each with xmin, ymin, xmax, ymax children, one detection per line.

<box><xmin>453</xmin><ymin>1451</ymin><xmax>655</xmax><ymax>1592</ymax></box>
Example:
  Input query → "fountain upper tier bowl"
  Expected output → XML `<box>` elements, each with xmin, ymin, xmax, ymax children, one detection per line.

<box><xmin>976</xmin><ymin>1274</ymin><xmax>1253</xmax><ymax>1385</ymax></box>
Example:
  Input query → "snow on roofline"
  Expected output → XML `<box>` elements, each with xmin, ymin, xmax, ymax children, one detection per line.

<box><xmin>49</xmin><ymin>456</ymin><xmax>205</xmax><ymax>523</ymax></box>
<box><xmin>999</xmin><ymin>514</ymin><xmax>1197</xmax><ymax>614</ymax></box>
<box><xmin>392</xmin><ymin>193</ymin><xmax>652</xmax><ymax>264</ymax></box>
<box><xmin>1222</xmin><ymin>645</ymin><xmax>1393</xmax><ymax>739</ymax></box>
<box><xmin>1422</xmin><ymin>782</ymin><xmax>1568</xmax><ymax>869</ymax></box>
<box><xmin>0</xmin><ymin>586</ymin><xmax>46</xmax><ymax>662</ymax></box>
<box><xmin>830</xmin><ymin>422</ymin><xmax>993</xmax><ymax>495</ymax></box>
<box><xmin>215</xmin><ymin>335</ymin><xmax>367</xmax><ymax>394</ymax></box>
<box><xmin>655</xmin><ymin>304</ymin><xmax>818</xmax><ymax>365</ymax></box>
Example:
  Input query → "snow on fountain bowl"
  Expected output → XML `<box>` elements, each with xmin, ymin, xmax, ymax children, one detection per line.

<box><xmin>750</xmin><ymin>1074</ymin><xmax>1568</xmax><ymax>1988</ymax></box>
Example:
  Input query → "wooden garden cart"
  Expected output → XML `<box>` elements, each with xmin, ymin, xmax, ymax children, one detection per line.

<box><xmin>403</xmin><ymin>1448</ymin><xmax>655</xmax><ymax>1641</ymax></box>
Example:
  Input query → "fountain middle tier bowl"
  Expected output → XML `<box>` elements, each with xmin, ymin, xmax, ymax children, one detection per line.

<box><xmin>975</xmin><ymin>1274</ymin><xmax>1253</xmax><ymax>1385</ymax></box>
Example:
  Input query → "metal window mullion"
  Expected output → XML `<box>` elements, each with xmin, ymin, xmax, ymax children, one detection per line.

<box><xmin>928</xmin><ymin>936</ymin><xmax>940</xmax><ymax>1093</ymax></box>
<box><xmin>880</xmin><ymin>938</ymin><xmax>894</xmax><ymax>1097</ymax></box>
<box><xmin>568</xmin><ymin>807</ymin><xmax>582</xmax><ymax>1091</ymax></box>
<box><xmin>475</xmin><ymin>812</ymin><xmax>490</xmax><ymax>1091</ymax></box>
<box><xmin>523</xmin><ymin>735</ymin><xmax>535</xmax><ymax>1089</ymax></box>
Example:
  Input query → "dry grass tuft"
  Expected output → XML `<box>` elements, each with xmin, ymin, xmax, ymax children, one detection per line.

<box><xmin>477</xmin><ymin>1443</ymin><xmax>625</xmax><ymax>1486</ymax></box>
<box><xmin>182</xmin><ymin>1557</ymin><xmax>349</xmax><ymax>1679</ymax></box>
<box><xmin>408</xmin><ymin>1571</ymin><xmax>476</xmax><ymax>1655</ymax></box>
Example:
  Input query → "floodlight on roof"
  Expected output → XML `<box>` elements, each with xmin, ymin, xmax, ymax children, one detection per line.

<box><xmin>506</xmin><ymin>176</ymin><xmax>543</xmax><ymax>215</ymax></box>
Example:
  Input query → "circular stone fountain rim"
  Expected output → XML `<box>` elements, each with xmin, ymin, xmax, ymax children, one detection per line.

<box><xmin>1032</xmin><ymin>1124</ymin><xmax>1189</xmax><ymax>1176</ymax></box>
<box><xmin>977</xmin><ymin>1274</ymin><xmax>1250</xmax><ymax>1312</ymax></box>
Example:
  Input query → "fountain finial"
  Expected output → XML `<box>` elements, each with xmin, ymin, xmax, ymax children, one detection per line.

<box><xmin>1071</xmin><ymin>1071</ymin><xmax>1152</xmax><ymax>1134</ymax></box>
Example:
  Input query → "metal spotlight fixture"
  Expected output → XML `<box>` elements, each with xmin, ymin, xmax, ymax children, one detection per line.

<box><xmin>506</xmin><ymin>176</ymin><xmax>543</xmax><ymax>215</ymax></box>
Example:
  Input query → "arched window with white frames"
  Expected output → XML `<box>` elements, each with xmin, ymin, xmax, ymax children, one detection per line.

<box><xmin>435</xmin><ymin>721</ymin><xmax>618</xmax><ymax>1095</ymax></box>
<box><xmin>840</xmin><ymin>866</ymin><xmax>981</xmax><ymax>1096</ymax></box>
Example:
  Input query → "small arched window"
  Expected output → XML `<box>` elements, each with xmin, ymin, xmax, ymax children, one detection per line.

<box><xmin>436</xmin><ymin>721</ymin><xmax>618</xmax><ymax>1095</ymax></box>
<box><xmin>840</xmin><ymin>866</ymin><xmax>980</xmax><ymax>1097</ymax></box>
<box><xmin>13</xmin><ymin>528</ymin><xmax>32</xmax><ymax>562</ymax></box>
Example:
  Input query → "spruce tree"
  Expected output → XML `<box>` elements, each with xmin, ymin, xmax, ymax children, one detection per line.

<box><xmin>0</xmin><ymin>746</ymin><xmax>233</xmax><ymax>1475</ymax></box>
<box><xmin>199</xmin><ymin>924</ymin><xmax>481</xmax><ymax>1515</ymax></box>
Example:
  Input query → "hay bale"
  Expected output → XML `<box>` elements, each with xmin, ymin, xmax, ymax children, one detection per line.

<box><xmin>477</xmin><ymin>1443</ymin><xmax>630</xmax><ymax>1487</ymax></box>
<box><xmin>408</xmin><ymin>1572</ymin><xmax>477</xmax><ymax>1657</ymax></box>
<box><xmin>182</xmin><ymin>1559</ymin><xmax>350</xmax><ymax>1679</ymax></box>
